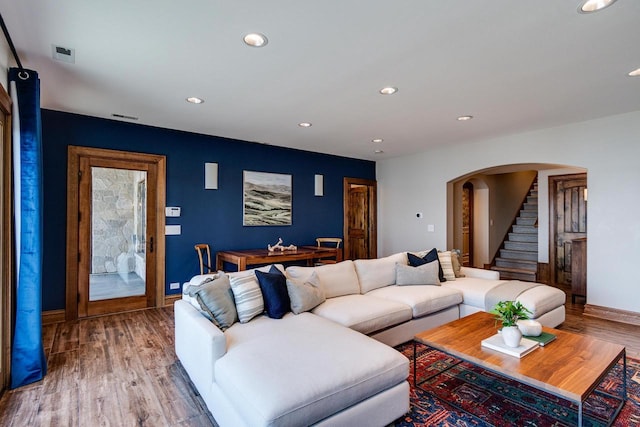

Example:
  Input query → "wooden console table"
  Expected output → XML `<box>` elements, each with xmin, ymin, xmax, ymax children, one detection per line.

<box><xmin>216</xmin><ymin>246</ymin><xmax>343</xmax><ymax>271</ymax></box>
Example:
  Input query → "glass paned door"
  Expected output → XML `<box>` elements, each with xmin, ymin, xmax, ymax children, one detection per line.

<box><xmin>89</xmin><ymin>167</ymin><xmax>147</xmax><ymax>301</ymax></box>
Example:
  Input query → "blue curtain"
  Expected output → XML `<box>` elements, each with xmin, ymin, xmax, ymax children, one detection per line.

<box><xmin>9</xmin><ymin>67</ymin><xmax>47</xmax><ymax>388</ymax></box>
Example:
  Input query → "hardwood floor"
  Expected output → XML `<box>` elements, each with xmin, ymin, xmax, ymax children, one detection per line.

<box><xmin>1</xmin><ymin>296</ymin><xmax>639</xmax><ymax>426</ymax></box>
<box><xmin>0</xmin><ymin>307</ymin><xmax>216</xmax><ymax>427</ymax></box>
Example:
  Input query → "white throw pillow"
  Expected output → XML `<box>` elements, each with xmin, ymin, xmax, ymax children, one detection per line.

<box><xmin>437</xmin><ymin>251</ymin><xmax>456</xmax><ymax>281</ymax></box>
<box><xmin>395</xmin><ymin>261</ymin><xmax>440</xmax><ymax>286</ymax></box>
<box><xmin>354</xmin><ymin>252</ymin><xmax>408</xmax><ymax>293</ymax></box>
<box><xmin>286</xmin><ymin>271</ymin><xmax>326</xmax><ymax>314</ymax></box>
<box><xmin>229</xmin><ymin>274</ymin><xmax>264</xmax><ymax>323</ymax></box>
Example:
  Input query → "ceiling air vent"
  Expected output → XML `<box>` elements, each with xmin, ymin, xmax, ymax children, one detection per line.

<box><xmin>112</xmin><ymin>113</ymin><xmax>139</xmax><ymax>121</ymax></box>
<box><xmin>52</xmin><ymin>45</ymin><xmax>75</xmax><ymax>63</ymax></box>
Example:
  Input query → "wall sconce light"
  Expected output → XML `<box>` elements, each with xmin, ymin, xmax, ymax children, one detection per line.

<box><xmin>314</xmin><ymin>174</ymin><xmax>324</xmax><ymax>197</ymax></box>
<box><xmin>583</xmin><ymin>188</ymin><xmax>588</xmax><ymax>202</ymax></box>
<box><xmin>205</xmin><ymin>162</ymin><xmax>218</xmax><ymax>190</ymax></box>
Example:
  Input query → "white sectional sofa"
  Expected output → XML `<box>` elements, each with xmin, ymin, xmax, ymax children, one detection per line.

<box><xmin>175</xmin><ymin>251</ymin><xmax>566</xmax><ymax>427</ymax></box>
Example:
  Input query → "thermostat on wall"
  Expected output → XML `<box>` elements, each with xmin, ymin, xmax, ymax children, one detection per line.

<box><xmin>166</xmin><ymin>207</ymin><xmax>181</xmax><ymax>217</ymax></box>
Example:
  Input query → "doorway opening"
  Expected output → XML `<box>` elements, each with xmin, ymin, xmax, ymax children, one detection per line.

<box><xmin>343</xmin><ymin>178</ymin><xmax>377</xmax><ymax>260</ymax></box>
<box><xmin>89</xmin><ymin>167</ymin><xmax>147</xmax><ymax>301</ymax></box>
<box><xmin>66</xmin><ymin>146</ymin><xmax>166</xmax><ymax>320</ymax></box>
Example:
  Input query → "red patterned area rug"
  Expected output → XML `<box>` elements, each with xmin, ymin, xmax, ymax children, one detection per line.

<box><xmin>394</xmin><ymin>342</ymin><xmax>640</xmax><ymax>427</ymax></box>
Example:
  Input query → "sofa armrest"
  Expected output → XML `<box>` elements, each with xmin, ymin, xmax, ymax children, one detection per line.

<box><xmin>460</xmin><ymin>266</ymin><xmax>501</xmax><ymax>280</ymax></box>
<box><xmin>174</xmin><ymin>299</ymin><xmax>226</xmax><ymax>394</ymax></box>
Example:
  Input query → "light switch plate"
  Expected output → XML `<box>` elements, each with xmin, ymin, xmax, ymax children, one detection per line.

<box><xmin>165</xmin><ymin>224</ymin><xmax>181</xmax><ymax>235</ymax></box>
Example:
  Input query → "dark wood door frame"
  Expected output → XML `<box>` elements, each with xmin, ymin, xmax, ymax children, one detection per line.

<box><xmin>343</xmin><ymin>177</ymin><xmax>377</xmax><ymax>260</ymax></box>
<box><xmin>548</xmin><ymin>173</ymin><xmax>587</xmax><ymax>288</ymax></box>
<box><xmin>0</xmin><ymin>82</ymin><xmax>12</xmax><ymax>393</ymax></box>
<box><xmin>66</xmin><ymin>146</ymin><xmax>166</xmax><ymax>320</ymax></box>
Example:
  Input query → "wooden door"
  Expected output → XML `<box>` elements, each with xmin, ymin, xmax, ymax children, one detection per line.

<box><xmin>0</xmin><ymin>84</ymin><xmax>11</xmax><ymax>393</ymax></box>
<box><xmin>549</xmin><ymin>173</ymin><xmax>587</xmax><ymax>287</ymax></box>
<box><xmin>343</xmin><ymin>178</ymin><xmax>377</xmax><ymax>260</ymax></box>
<box><xmin>461</xmin><ymin>182</ymin><xmax>474</xmax><ymax>266</ymax></box>
<box><xmin>67</xmin><ymin>147</ymin><xmax>166</xmax><ymax>319</ymax></box>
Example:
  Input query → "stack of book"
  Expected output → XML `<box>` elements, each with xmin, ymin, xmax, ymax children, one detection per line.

<box><xmin>481</xmin><ymin>332</ymin><xmax>557</xmax><ymax>358</ymax></box>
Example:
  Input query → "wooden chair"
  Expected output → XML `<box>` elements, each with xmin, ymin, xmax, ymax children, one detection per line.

<box><xmin>194</xmin><ymin>244</ymin><xmax>213</xmax><ymax>275</ymax></box>
<box><xmin>315</xmin><ymin>238</ymin><xmax>342</xmax><ymax>265</ymax></box>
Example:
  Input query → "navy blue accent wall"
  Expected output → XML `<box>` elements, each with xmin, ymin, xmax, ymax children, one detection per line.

<box><xmin>41</xmin><ymin>110</ymin><xmax>375</xmax><ymax>311</ymax></box>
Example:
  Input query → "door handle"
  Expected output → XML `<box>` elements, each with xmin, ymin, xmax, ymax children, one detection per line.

<box><xmin>150</xmin><ymin>236</ymin><xmax>154</xmax><ymax>253</ymax></box>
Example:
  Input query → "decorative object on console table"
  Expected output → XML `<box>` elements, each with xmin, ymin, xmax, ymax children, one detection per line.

<box><xmin>490</xmin><ymin>300</ymin><xmax>532</xmax><ymax>348</ymax></box>
<box><xmin>571</xmin><ymin>237</ymin><xmax>587</xmax><ymax>303</ymax></box>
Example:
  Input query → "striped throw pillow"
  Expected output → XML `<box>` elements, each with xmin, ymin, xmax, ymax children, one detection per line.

<box><xmin>437</xmin><ymin>251</ymin><xmax>457</xmax><ymax>281</ymax></box>
<box><xmin>229</xmin><ymin>274</ymin><xmax>264</xmax><ymax>323</ymax></box>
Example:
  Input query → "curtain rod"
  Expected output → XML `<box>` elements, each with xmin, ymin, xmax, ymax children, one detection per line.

<box><xmin>0</xmin><ymin>12</ymin><xmax>25</xmax><ymax>71</ymax></box>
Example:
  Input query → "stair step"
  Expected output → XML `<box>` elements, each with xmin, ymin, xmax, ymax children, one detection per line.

<box><xmin>512</xmin><ymin>225</ymin><xmax>537</xmax><ymax>234</ymax></box>
<box><xmin>519</xmin><ymin>210</ymin><xmax>537</xmax><ymax>218</ymax></box>
<box><xmin>523</xmin><ymin>202</ymin><xmax>538</xmax><ymax>211</ymax></box>
<box><xmin>516</xmin><ymin>217</ymin><xmax>537</xmax><ymax>226</ymax></box>
<box><xmin>504</xmin><ymin>241</ymin><xmax>538</xmax><ymax>251</ymax></box>
<box><xmin>495</xmin><ymin>258</ymin><xmax>538</xmax><ymax>270</ymax></box>
<box><xmin>491</xmin><ymin>267</ymin><xmax>537</xmax><ymax>282</ymax></box>
<box><xmin>508</xmin><ymin>232</ymin><xmax>538</xmax><ymax>243</ymax></box>
<box><xmin>499</xmin><ymin>249</ymin><xmax>538</xmax><ymax>261</ymax></box>
<box><xmin>527</xmin><ymin>196</ymin><xmax>538</xmax><ymax>204</ymax></box>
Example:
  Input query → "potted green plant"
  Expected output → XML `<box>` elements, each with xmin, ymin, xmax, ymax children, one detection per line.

<box><xmin>491</xmin><ymin>300</ymin><xmax>532</xmax><ymax>348</ymax></box>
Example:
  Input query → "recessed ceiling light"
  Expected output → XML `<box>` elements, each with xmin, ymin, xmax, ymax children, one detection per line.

<box><xmin>457</xmin><ymin>115</ymin><xmax>473</xmax><ymax>121</ymax></box>
<box><xmin>298</xmin><ymin>122</ymin><xmax>312</xmax><ymax>128</ymax></box>
<box><xmin>628</xmin><ymin>68</ymin><xmax>640</xmax><ymax>77</ymax></box>
<box><xmin>371</xmin><ymin>138</ymin><xmax>384</xmax><ymax>143</ymax></box>
<box><xmin>379</xmin><ymin>87</ymin><xmax>398</xmax><ymax>95</ymax></box>
<box><xmin>578</xmin><ymin>0</ymin><xmax>617</xmax><ymax>13</ymax></box>
<box><xmin>243</xmin><ymin>33</ymin><xmax>268</xmax><ymax>47</ymax></box>
<box><xmin>186</xmin><ymin>97</ymin><xmax>204</xmax><ymax>104</ymax></box>
<box><xmin>374</xmin><ymin>150</ymin><xmax>384</xmax><ymax>154</ymax></box>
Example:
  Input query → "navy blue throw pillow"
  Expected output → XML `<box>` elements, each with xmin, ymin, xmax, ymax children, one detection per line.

<box><xmin>407</xmin><ymin>249</ymin><xmax>446</xmax><ymax>282</ymax></box>
<box><xmin>255</xmin><ymin>270</ymin><xmax>291</xmax><ymax>319</ymax></box>
<box><xmin>269</xmin><ymin>264</ymin><xmax>284</xmax><ymax>276</ymax></box>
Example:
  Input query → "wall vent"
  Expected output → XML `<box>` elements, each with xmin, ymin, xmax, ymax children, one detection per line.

<box><xmin>52</xmin><ymin>45</ymin><xmax>75</xmax><ymax>63</ymax></box>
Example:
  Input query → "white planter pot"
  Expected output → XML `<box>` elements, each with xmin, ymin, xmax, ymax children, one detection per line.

<box><xmin>501</xmin><ymin>326</ymin><xmax>523</xmax><ymax>348</ymax></box>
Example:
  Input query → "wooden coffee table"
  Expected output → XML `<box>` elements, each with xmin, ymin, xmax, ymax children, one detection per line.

<box><xmin>414</xmin><ymin>312</ymin><xmax>627</xmax><ymax>426</ymax></box>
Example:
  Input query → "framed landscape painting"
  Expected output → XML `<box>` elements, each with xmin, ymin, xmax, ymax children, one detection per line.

<box><xmin>243</xmin><ymin>171</ymin><xmax>292</xmax><ymax>226</ymax></box>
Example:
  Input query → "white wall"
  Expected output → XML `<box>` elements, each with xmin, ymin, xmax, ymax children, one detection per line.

<box><xmin>377</xmin><ymin>111</ymin><xmax>640</xmax><ymax>313</ymax></box>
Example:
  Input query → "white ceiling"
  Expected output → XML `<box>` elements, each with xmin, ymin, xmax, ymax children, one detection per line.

<box><xmin>1</xmin><ymin>1</ymin><xmax>639</xmax><ymax>160</ymax></box>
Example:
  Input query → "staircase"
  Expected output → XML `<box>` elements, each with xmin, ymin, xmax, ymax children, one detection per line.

<box><xmin>491</xmin><ymin>181</ymin><xmax>538</xmax><ymax>282</ymax></box>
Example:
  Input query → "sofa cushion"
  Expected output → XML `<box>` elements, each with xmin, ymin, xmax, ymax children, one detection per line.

<box><xmin>286</xmin><ymin>260</ymin><xmax>360</xmax><ymax>298</ymax></box>
<box><xmin>367</xmin><ymin>285</ymin><xmax>463</xmax><ymax>318</ymax></box>
<box><xmin>408</xmin><ymin>249</ymin><xmax>446</xmax><ymax>282</ymax></box>
<box><xmin>183</xmin><ymin>272</ymin><xmax>223</xmax><ymax>312</ymax></box>
<box><xmin>312</xmin><ymin>294</ymin><xmax>412</xmax><ymax>334</ymax></box>
<box><xmin>354</xmin><ymin>252</ymin><xmax>408</xmax><ymax>293</ymax></box>
<box><xmin>229</xmin><ymin>273</ymin><xmax>265</xmax><ymax>323</ymax></box>
<box><xmin>513</xmin><ymin>285</ymin><xmax>567</xmax><ymax>318</ymax></box>
<box><xmin>216</xmin><ymin>312</ymin><xmax>409</xmax><ymax>427</ymax></box>
<box><xmin>188</xmin><ymin>274</ymin><xmax>237</xmax><ymax>330</ymax></box>
<box><xmin>286</xmin><ymin>271</ymin><xmax>325</xmax><ymax>314</ymax></box>
<box><xmin>437</xmin><ymin>251</ymin><xmax>457</xmax><ymax>281</ymax></box>
<box><xmin>441</xmin><ymin>277</ymin><xmax>506</xmax><ymax>308</ymax></box>
<box><xmin>255</xmin><ymin>270</ymin><xmax>291</xmax><ymax>319</ymax></box>
<box><xmin>395</xmin><ymin>261</ymin><xmax>440</xmax><ymax>286</ymax></box>
<box><xmin>450</xmin><ymin>249</ymin><xmax>465</xmax><ymax>278</ymax></box>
